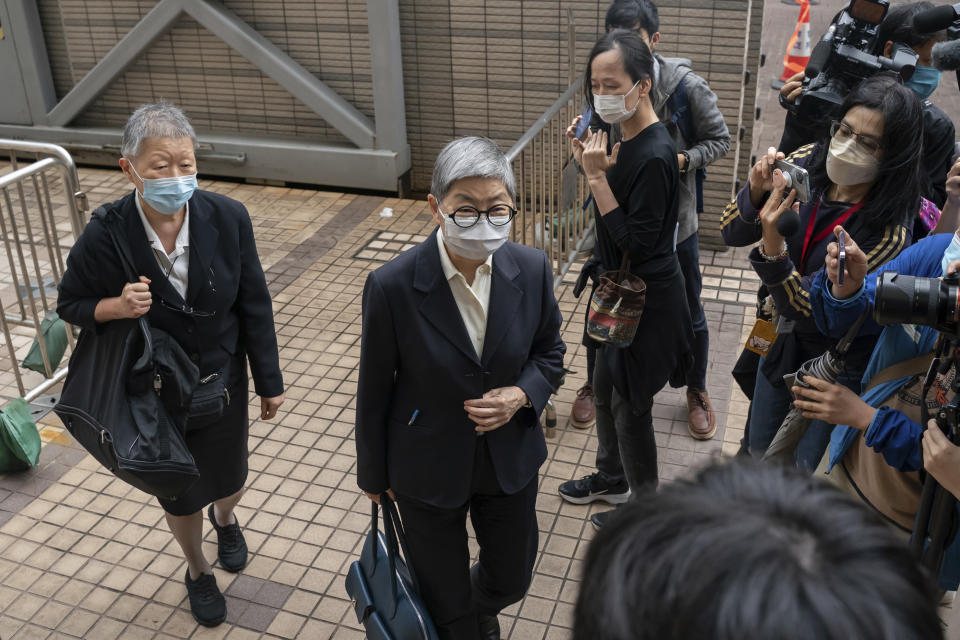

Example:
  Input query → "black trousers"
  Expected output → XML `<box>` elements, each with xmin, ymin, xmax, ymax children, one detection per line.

<box><xmin>395</xmin><ymin>437</ymin><xmax>539</xmax><ymax>640</ymax></box>
<box><xmin>593</xmin><ymin>350</ymin><xmax>659</xmax><ymax>493</ymax></box>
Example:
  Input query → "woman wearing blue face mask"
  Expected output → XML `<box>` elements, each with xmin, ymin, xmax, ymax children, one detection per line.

<box><xmin>557</xmin><ymin>29</ymin><xmax>694</xmax><ymax>530</ymax></box>
<box><xmin>57</xmin><ymin>102</ymin><xmax>284</xmax><ymax>627</ymax></box>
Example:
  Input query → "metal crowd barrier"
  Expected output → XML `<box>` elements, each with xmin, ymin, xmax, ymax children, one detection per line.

<box><xmin>0</xmin><ymin>140</ymin><xmax>88</xmax><ymax>402</ymax></box>
<box><xmin>506</xmin><ymin>75</ymin><xmax>591</xmax><ymax>437</ymax></box>
<box><xmin>506</xmin><ymin>77</ymin><xmax>593</xmax><ymax>290</ymax></box>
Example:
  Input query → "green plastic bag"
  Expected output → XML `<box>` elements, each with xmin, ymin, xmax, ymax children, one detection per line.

<box><xmin>0</xmin><ymin>398</ymin><xmax>41</xmax><ymax>472</ymax></box>
<box><xmin>22</xmin><ymin>311</ymin><xmax>67</xmax><ymax>375</ymax></box>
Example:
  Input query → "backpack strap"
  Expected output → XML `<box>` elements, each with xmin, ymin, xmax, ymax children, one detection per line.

<box><xmin>667</xmin><ymin>73</ymin><xmax>706</xmax><ymax>213</ymax></box>
<box><xmin>864</xmin><ymin>353</ymin><xmax>937</xmax><ymax>393</ymax></box>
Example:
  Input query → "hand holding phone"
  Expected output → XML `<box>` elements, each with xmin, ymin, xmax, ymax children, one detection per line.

<box><xmin>774</xmin><ymin>158</ymin><xmax>812</xmax><ymax>203</ymax></box>
<box><xmin>837</xmin><ymin>229</ymin><xmax>846</xmax><ymax>286</ymax></box>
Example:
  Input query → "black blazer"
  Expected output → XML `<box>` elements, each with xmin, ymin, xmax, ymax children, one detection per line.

<box><xmin>57</xmin><ymin>190</ymin><xmax>283</xmax><ymax>398</ymax></box>
<box><xmin>356</xmin><ymin>230</ymin><xmax>566</xmax><ymax>508</ymax></box>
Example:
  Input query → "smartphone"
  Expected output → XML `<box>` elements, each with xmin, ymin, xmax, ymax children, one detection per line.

<box><xmin>575</xmin><ymin>106</ymin><xmax>592</xmax><ymax>139</ymax></box>
<box><xmin>774</xmin><ymin>158</ymin><xmax>812</xmax><ymax>202</ymax></box>
<box><xmin>837</xmin><ymin>229</ymin><xmax>846</xmax><ymax>286</ymax></box>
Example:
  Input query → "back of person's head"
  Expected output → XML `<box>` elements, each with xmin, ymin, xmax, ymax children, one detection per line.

<box><xmin>605</xmin><ymin>0</ymin><xmax>659</xmax><ymax>35</ymax></box>
<box><xmin>876</xmin><ymin>2</ymin><xmax>942</xmax><ymax>51</ymax></box>
<box><xmin>806</xmin><ymin>73</ymin><xmax>923</xmax><ymax>230</ymax></box>
<box><xmin>574</xmin><ymin>460</ymin><xmax>943</xmax><ymax>640</ymax></box>
<box><xmin>584</xmin><ymin>29</ymin><xmax>655</xmax><ymax>109</ymax></box>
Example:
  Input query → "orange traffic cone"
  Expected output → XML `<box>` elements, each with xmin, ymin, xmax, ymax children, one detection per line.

<box><xmin>772</xmin><ymin>0</ymin><xmax>812</xmax><ymax>89</ymax></box>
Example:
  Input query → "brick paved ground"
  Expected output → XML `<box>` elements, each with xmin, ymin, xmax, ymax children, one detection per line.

<box><xmin>0</xmin><ymin>161</ymin><xmax>759</xmax><ymax>639</ymax></box>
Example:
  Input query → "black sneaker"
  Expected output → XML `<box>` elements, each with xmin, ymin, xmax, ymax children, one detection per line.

<box><xmin>208</xmin><ymin>504</ymin><xmax>248</xmax><ymax>572</ymax></box>
<box><xmin>184</xmin><ymin>569</ymin><xmax>226</xmax><ymax>627</ymax></box>
<box><xmin>558</xmin><ymin>473</ymin><xmax>631</xmax><ymax>505</ymax></box>
<box><xmin>590</xmin><ymin>509</ymin><xmax>616</xmax><ymax>531</ymax></box>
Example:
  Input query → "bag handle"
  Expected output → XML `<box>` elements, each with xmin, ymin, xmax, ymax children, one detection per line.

<box><xmin>95</xmin><ymin>206</ymin><xmax>140</xmax><ymax>285</ymax></box>
<box><xmin>379</xmin><ymin>496</ymin><xmax>401</xmax><ymax>614</ymax></box>
<box><xmin>382</xmin><ymin>495</ymin><xmax>423</xmax><ymax>594</ymax></box>
<box><xmin>618</xmin><ymin>253</ymin><xmax>630</xmax><ymax>281</ymax></box>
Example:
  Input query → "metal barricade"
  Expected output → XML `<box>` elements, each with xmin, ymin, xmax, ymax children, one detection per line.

<box><xmin>506</xmin><ymin>77</ymin><xmax>593</xmax><ymax>289</ymax></box>
<box><xmin>0</xmin><ymin>140</ymin><xmax>88</xmax><ymax>402</ymax></box>
<box><xmin>506</xmin><ymin>73</ymin><xmax>591</xmax><ymax>437</ymax></box>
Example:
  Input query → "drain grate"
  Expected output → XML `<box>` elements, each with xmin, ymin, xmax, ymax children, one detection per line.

<box><xmin>354</xmin><ymin>231</ymin><xmax>427</xmax><ymax>262</ymax></box>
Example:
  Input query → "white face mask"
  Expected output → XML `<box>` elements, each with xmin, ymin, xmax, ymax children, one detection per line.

<box><xmin>439</xmin><ymin>211</ymin><xmax>511</xmax><ymax>260</ymax></box>
<box><xmin>594</xmin><ymin>80</ymin><xmax>642</xmax><ymax>124</ymax></box>
<box><xmin>825</xmin><ymin>135</ymin><xmax>880</xmax><ymax>187</ymax></box>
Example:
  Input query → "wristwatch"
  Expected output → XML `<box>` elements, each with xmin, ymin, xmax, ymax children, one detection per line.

<box><xmin>523</xmin><ymin>394</ymin><xmax>533</xmax><ymax>409</ymax></box>
<box><xmin>680</xmin><ymin>151</ymin><xmax>690</xmax><ymax>173</ymax></box>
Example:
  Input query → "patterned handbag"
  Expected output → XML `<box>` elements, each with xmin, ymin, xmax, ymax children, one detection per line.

<box><xmin>586</xmin><ymin>254</ymin><xmax>646</xmax><ymax>348</ymax></box>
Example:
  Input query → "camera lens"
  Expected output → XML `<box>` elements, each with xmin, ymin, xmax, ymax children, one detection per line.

<box><xmin>875</xmin><ymin>272</ymin><xmax>939</xmax><ymax>327</ymax></box>
<box><xmin>875</xmin><ymin>272</ymin><xmax>960</xmax><ymax>332</ymax></box>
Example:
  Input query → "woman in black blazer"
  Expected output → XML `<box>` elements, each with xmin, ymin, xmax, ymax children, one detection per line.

<box><xmin>356</xmin><ymin>136</ymin><xmax>566</xmax><ymax>640</ymax></box>
<box><xmin>57</xmin><ymin>103</ymin><xmax>284</xmax><ymax>627</ymax></box>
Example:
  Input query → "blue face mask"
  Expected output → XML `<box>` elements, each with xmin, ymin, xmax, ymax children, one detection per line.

<box><xmin>905</xmin><ymin>65</ymin><xmax>942</xmax><ymax>100</ymax></box>
<box><xmin>942</xmin><ymin>232</ymin><xmax>960</xmax><ymax>276</ymax></box>
<box><xmin>129</xmin><ymin>163</ymin><xmax>197</xmax><ymax>215</ymax></box>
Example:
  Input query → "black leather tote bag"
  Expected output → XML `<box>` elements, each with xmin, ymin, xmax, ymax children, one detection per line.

<box><xmin>55</xmin><ymin>207</ymin><xmax>200</xmax><ymax>499</ymax></box>
<box><xmin>345</xmin><ymin>496</ymin><xmax>439</xmax><ymax>640</ymax></box>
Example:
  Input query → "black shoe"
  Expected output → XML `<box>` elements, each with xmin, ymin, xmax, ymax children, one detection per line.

<box><xmin>559</xmin><ymin>473</ymin><xmax>631</xmax><ymax>505</ymax></box>
<box><xmin>478</xmin><ymin>613</ymin><xmax>501</xmax><ymax>640</ymax></box>
<box><xmin>208</xmin><ymin>504</ymin><xmax>248</xmax><ymax>572</ymax></box>
<box><xmin>184</xmin><ymin>569</ymin><xmax>226</xmax><ymax>627</ymax></box>
<box><xmin>590</xmin><ymin>509</ymin><xmax>616</xmax><ymax>531</ymax></box>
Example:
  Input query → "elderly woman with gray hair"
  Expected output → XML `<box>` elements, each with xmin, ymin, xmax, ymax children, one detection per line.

<box><xmin>356</xmin><ymin>136</ymin><xmax>566</xmax><ymax>639</ymax></box>
<box><xmin>57</xmin><ymin>102</ymin><xmax>284</xmax><ymax>627</ymax></box>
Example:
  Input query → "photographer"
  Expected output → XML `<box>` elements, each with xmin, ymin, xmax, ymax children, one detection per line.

<box><xmin>779</xmin><ymin>2</ymin><xmax>954</xmax><ymax>210</ymax></box>
<box><xmin>722</xmin><ymin>73</ymin><xmax>920</xmax><ymax>470</ymax></box>
<box><xmin>793</xmin><ymin>222</ymin><xmax>960</xmax><ymax>591</ymax></box>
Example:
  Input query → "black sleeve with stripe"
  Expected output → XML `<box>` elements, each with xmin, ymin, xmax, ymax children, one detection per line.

<box><xmin>748</xmin><ymin>223</ymin><xmax>909</xmax><ymax>321</ymax></box>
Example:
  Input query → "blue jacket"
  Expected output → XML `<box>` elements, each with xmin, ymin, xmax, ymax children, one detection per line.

<box><xmin>810</xmin><ymin>232</ymin><xmax>960</xmax><ymax>588</ymax></box>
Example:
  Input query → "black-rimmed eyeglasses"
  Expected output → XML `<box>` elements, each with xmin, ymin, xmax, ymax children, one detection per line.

<box><xmin>442</xmin><ymin>204</ymin><xmax>518</xmax><ymax>229</ymax></box>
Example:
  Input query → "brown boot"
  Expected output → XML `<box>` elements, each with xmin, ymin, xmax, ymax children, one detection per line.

<box><xmin>571</xmin><ymin>383</ymin><xmax>596</xmax><ymax>429</ymax></box>
<box><xmin>686</xmin><ymin>389</ymin><xmax>716</xmax><ymax>440</ymax></box>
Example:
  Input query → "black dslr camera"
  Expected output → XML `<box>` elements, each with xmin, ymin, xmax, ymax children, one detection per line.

<box><xmin>875</xmin><ymin>271</ymin><xmax>960</xmax><ymax>334</ymax></box>
<box><xmin>791</xmin><ymin>0</ymin><xmax>919</xmax><ymax>124</ymax></box>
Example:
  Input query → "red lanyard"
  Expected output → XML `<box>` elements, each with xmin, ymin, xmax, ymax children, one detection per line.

<box><xmin>799</xmin><ymin>200</ymin><xmax>864</xmax><ymax>273</ymax></box>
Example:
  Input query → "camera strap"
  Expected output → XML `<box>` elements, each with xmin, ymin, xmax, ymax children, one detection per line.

<box><xmin>799</xmin><ymin>200</ymin><xmax>864</xmax><ymax>273</ymax></box>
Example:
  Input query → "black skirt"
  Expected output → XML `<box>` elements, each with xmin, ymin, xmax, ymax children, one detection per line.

<box><xmin>158</xmin><ymin>354</ymin><xmax>250</xmax><ymax>516</ymax></box>
<box><xmin>601</xmin><ymin>259</ymin><xmax>694</xmax><ymax>410</ymax></box>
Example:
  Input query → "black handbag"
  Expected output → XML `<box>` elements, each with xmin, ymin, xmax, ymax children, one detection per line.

<box><xmin>345</xmin><ymin>496</ymin><xmax>439</xmax><ymax>640</ymax></box>
<box><xmin>54</xmin><ymin>207</ymin><xmax>201</xmax><ymax>499</ymax></box>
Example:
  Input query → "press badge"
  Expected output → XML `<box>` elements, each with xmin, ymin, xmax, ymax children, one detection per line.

<box><xmin>745</xmin><ymin>318</ymin><xmax>778</xmax><ymax>357</ymax></box>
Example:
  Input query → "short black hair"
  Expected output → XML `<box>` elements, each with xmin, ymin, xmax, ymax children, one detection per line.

<box><xmin>583</xmin><ymin>29</ymin><xmax>655</xmax><ymax>110</ymax></box>
<box><xmin>876</xmin><ymin>2</ymin><xmax>943</xmax><ymax>50</ymax></box>
<box><xmin>605</xmin><ymin>0</ymin><xmax>659</xmax><ymax>34</ymax></box>
<box><xmin>574</xmin><ymin>460</ymin><xmax>942</xmax><ymax>640</ymax></box>
<box><xmin>806</xmin><ymin>73</ymin><xmax>924</xmax><ymax>231</ymax></box>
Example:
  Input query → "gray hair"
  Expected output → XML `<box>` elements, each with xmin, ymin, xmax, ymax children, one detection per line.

<box><xmin>120</xmin><ymin>102</ymin><xmax>197</xmax><ymax>158</ymax></box>
<box><xmin>430</xmin><ymin>136</ymin><xmax>516</xmax><ymax>203</ymax></box>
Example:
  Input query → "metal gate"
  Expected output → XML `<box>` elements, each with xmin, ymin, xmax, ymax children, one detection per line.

<box><xmin>0</xmin><ymin>141</ymin><xmax>87</xmax><ymax>403</ymax></box>
<box><xmin>0</xmin><ymin>0</ymin><xmax>409</xmax><ymax>192</ymax></box>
